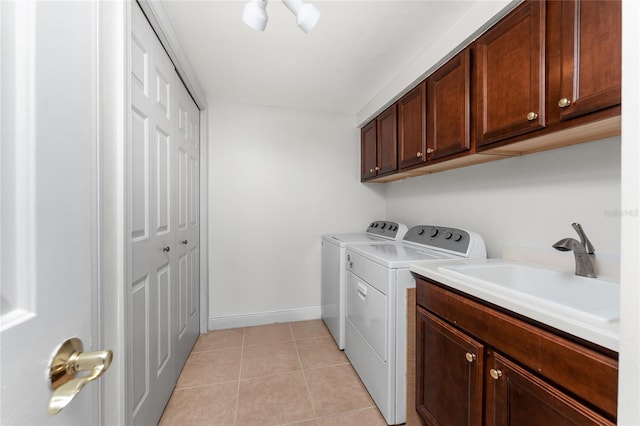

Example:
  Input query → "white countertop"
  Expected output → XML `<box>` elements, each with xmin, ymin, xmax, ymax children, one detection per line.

<box><xmin>410</xmin><ymin>259</ymin><xmax>620</xmax><ymax>352</ymax></box>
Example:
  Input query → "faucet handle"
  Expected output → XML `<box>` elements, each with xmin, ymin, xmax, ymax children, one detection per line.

<box><xmin>571</xmin><ymin>223</ymin><xmax>595</xmax><ymax>254</ymax></box>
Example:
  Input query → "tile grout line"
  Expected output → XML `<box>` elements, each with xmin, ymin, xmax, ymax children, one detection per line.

<box><xmin>233</xmin><ymin>327</ymin><xmax>246</xmax><ymax>426</ymax></box>
<box><xmin>292</xmin><ymin>323</ymin><xmax>320</xmax><ymax>423</ymax></box>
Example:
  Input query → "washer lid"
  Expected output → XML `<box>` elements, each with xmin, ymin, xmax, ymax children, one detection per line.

<box><xmin>347</xmin><ymin>242</ymin><xmax>457</xmax><ymax>269</ymax></box>
<box><xmin>322</xmin><ymin>233</ymin><xmax>390</xmax><ymax>247</ymax></box>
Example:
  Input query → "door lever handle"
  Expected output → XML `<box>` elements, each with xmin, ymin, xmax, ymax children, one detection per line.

<box><xmin>47</xmin><ymin>337</ymin><xmax>113</xmax><ymax>415</ymax></box>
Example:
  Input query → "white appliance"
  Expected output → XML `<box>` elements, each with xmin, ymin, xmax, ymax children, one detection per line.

<box><xmin>321</xmin><ymin>221</ymin><xmax>408</xmax><ymax>349</ymax></box>
<box><xmin>345</xmin><ymin>225</ymin><xmax>486</xmax><ymax>425</ymax></box>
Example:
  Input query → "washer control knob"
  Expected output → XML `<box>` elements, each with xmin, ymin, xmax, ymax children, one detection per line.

<box><xmin>444</xmin><ymin>231</ymin><xmax>453</xmax><ymax>240</ymax></box>
<box><xmin>453</xmin><ymin>233</ymin><xmax>463</xmax><ymax>241</ymax></box>
<box><xmin>430</xmin><ymin>228</ymin><xmax>439</xmax><ymax>238</ymax></box>
<box><xmin>381</xmin><ymin>223</ymin><xmax>386</xmax><ymax>229</ymax></box>
<box><xmin>418</xmin><ymin>228</ymin><xmax>425</xmax><ymax>236</ymax></box>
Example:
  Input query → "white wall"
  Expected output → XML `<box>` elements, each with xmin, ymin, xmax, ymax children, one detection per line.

<box><xmin>618</xmin><ymin>0</ymin><xmax>640</xmax><ymax>423</ymax></box>
<box><xmin>384</xmin><ymin>137</ymin><xmax>621</xmax><ymax>264</ymax></box>
<box><xmin>208</xmin><ymin>102</ymin><xmax>385</xmax><ymax>328</ymax></box>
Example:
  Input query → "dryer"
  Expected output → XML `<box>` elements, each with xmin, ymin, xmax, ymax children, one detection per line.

<box><xmin>345</xmin><ymin>225</ymin><xmax>486</xmax><ymax>425</ymax></box>
<box><xmin>321</xmin><ymin>220</ymin><xmax>408</xmax><ymax>349</ymax></box>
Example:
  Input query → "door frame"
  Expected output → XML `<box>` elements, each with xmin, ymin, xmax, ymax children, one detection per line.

<box><xmin>98</xmin><ymin>1</ymin><xmax>209</xmax><ymax>424</ymax></box>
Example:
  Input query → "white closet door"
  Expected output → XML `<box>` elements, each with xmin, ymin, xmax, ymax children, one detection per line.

<box><xmin>174</xmin><ymin>82</ymin><xmax>201</xmax><ymax>369</ymax></box>
<box><xmin>130</xmin><ymin>5</ymin><xmax>178</xmax><ymax>425</ymax></box>
<box><xmin>129</xmin><ymin>4</ymin><xmax>201</xmax><ymax>424</ymax></box>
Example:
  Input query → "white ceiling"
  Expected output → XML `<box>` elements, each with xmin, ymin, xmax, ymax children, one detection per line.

<box><xmin>162</xmin><ymin>0</ymin><xmax>476</xmax><ymax>115</ymax></box>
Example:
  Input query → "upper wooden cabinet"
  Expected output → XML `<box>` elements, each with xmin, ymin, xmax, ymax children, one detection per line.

<box><xmin>360</xmin><ymin>121</ymin><xmax>377</xmax><ymax>180</ymax></box>
<box><xmin>475</xmin><ymin>0</ymin><xmax>546</xmax><ymax>147</ymax></box>
<box><xmin>360</xmin><ymin>105</ymin><xmax>398</xmax><ymax>181</ymax></box>
<box><xmin>427</xmin><ymin>49</ymin><xmax>472</xmax><ymax>161</ymax></box>
<box><xmin>360</xmin><ymin>0</ymin><xmax>621</xmax><ymax>182</ymax></box>
<box><xmin>398</xmin><ymin>82</ymin><xmax>427</xmax><ymax>169</ymax></box>
<box><xmin>377</xmin><ymin>105</ymin><xmax>398</xmax><ymax>176</ymax></box>
<box><xmin>553</xmin><ymin>0</ymin><xmax>622</xmax><ymax>122</ymax></box>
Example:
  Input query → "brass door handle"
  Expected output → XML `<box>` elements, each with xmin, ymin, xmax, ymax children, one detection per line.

<box><xmin>416</xmin><ymin>152</ymin><xmax>423</xmax><ymax>158</ymax></box>
<box><xmin>527</xmin><ymin>112</ymin><xmax>538</xmax><ymax>121</ymax></box>
<box><xmin>558</xmin><ymin>97</ymin><xmax>571</xmax><ymax>108</ymax></box>
<box><xmin>465</xmin><ymin>352</ymin><xmax>477</xmax><ymax>363</ymax></box>
<box><xmin>426</xmin><ymin>148</ymin><xmax>434</xmax><ymax>154</ymax></box>
<box><xmin>47</xmin><ymin>337</ymin><xmax>113</xmax><ymax>415</ymax></box>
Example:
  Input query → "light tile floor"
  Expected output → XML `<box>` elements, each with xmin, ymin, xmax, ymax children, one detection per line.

<box><xmin>159</xmin><ymin>320</ymin><xmax>387</xmax><ymax>426</ymax></box>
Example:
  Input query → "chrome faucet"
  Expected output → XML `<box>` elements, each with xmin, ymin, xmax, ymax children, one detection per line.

<box><xmin>552</xmin><ymin>223</ymin><xmax>597</xmax><ymax>278</ymax></box>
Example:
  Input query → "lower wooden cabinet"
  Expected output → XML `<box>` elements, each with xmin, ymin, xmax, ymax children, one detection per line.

<box><xmin>416</xmin><ymin>308</ymin><xmax>483</xmax><ymax>426</ymax></box>
<box><xmin>416</xmin><ymin>277</ymin><xmax>618</xmax><ymax>426</ymax></box>
<box><xmin>485</xmin><ymin>352</ymin><xmax>613</xmax><ymax>426</ymax></box>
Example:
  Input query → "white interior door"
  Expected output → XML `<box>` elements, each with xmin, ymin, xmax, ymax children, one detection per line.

<box><xmin>1</xmin><ymin>1</ymin><xmax>104</xmax><ymax>424</ymax></box>
<box><xmin>129</xmin><ymin>5</ymin><xmax>200</xmax><ymax>424</ymax></box>
<box><xmin>174</xmin><ymin>80</ymin><xmax>200</xmax><ymax>369</ymax></box>
<box><xmin>129</xmin><ymin>5</ymin><xmax>177</xmax><ymax>424</ymax></box>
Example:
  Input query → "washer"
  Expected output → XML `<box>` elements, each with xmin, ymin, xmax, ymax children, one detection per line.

<box><xmin>321</xmin><ymin>220</ymin><xmax>408</xmax><ymax>349</ymax></box>
<box><xmin>344</xmin><ymin>225</ymin><xmax>486</xmax><ymax>425</ymax></box>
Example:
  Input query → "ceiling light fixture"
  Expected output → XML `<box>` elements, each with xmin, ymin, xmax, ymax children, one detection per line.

<box><xmin>242</xmin><ymin>0</ymin><xmax>320</xmax><ymax>33</ymax></box>
<box><xmin>242</xmin><ymin>0</ymin><xmax>268</xmax><ymax>32</ymax></box>
<box><xmin>282</xmin><ymin>0</ymin><xmax>320</xmax><ymax>33</ymax></box>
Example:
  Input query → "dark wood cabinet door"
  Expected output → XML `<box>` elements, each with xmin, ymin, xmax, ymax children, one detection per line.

<box><xmin>361</xmin><ymin>120</ymin><xmax>377</xmax><ymax>181</ymax></box>
<box><xmin>398</xmin><ymin>82</ymin><xmax>427</xmax><ymax>169</ymax></box>
<box><xmin>416</xmin><ymin>307</ymin><xmax>484</xmax><ymax>426</ymax></box>
<box><xmin>556</xmin><ymin>0</ymin><xmax>621</xmax><ymax>121</ymax></box>
<box><xmin>376</xmin><ymin>105</ymin><xmax>398</xmax><ymax>175</ymax></box>
<box><xmin>427</xmin><ymin>49</ymin><xmax>471</xmax><ymax>161</ymax></box>
<box><xmin>485</xmin><ymin>352</ymin><xmax>614</xmax><ymax>426</ymax></box>
<box><xmin>475</xmin><ymin>0</ymin><xmax>546</xmax><ymax>147</ymax></box>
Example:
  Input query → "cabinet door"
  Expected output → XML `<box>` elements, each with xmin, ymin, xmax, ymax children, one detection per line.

<box><xmin>556</xmin><ymin>0</ymin><xmax>621</xmax><ymax>121</ymax></box>
<box><xmin>427</xmin><ymin>49</ymin><xmax>471</xmax><ymax>161</ymax></box>
<box><xmin>485</xmin><ymin>352</ymin><xmax>615</xmax><ymax>426</ymax></box>
<box><xmin>398</xmin><ymin>82</ymin><xmax>427</xmax><ymax>169</ymax></box>
<box><xmin>361</xmin><ymin>120</ymin><xmax>377</xmax><ymax>180</ymax></box>
<box><xmin>376</xmin><ymin>105</ymin><xmax>398</xmax><ymax>176</ymax></box>
<box><xmin>416</xmin><ymin>307</ymin><xmax>484</xmax><ymax>426</ymax></box>
<box><xmin>475</xmin><ymin>0</ymin><xmax>545</xmax><ymax>147</ymax></box>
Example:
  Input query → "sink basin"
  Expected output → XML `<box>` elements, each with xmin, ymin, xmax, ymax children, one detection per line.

<box><xmin>437</xmin><ymin>262</ymin><xmax>619</xmax><ymax>322</ymax></box>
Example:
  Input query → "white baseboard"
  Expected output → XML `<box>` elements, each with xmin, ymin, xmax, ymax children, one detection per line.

<box><xmin>208</xmin><ymin>306</ymin><xmax>322</xmax><ymax>331</ymax></box>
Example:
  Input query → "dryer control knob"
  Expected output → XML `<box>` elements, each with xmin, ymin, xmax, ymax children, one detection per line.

<box><xmin>444</xmin><ymin>231</ymin><xmax>453</xmax><ymax>239</ymax></box>
<box><xmin>430</xmin><ymin>228</ymin><xmax>439</xmax><ymax>238</ymax></box>
<box><xmin>453</xmin><ymin>233</ymin><xmax>463</xmax><ymax>241</ymax></box>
